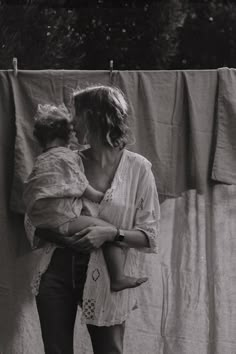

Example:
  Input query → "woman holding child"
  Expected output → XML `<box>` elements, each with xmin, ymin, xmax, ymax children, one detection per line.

<box><xmin>24</xmin><ymin>85</ymin><xmax>160</xmax><ymax>354</ymax></box>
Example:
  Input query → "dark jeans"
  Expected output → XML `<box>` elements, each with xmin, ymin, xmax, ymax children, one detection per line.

<box><xmin>36</xmin><ymin>248</ymin><xmax>125</xmax><ymax>354</ymax></box>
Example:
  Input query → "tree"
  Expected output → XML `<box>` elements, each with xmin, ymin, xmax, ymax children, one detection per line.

<box><xmin>0</xmin><ymin>0</ymin><xmax>235</xmax><ymax>70</ymax></box>
<box><xmin>0</xmin><ymin>0</ymin><xmax>187</xmax><ymax>70</ymax></box>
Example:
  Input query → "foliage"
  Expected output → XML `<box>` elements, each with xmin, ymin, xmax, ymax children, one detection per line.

<box><xmin>0</xmin><ymin>0</ymin><xmax>235</xmax><ymax>70</ymax></box>
<box><xmin>177</xmin><ymin>1</ymin><xmax>236</xmax><ymax>69</ymax></box>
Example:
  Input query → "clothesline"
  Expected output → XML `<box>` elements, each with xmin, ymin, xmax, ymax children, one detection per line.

<box><xmin>9</xmin><ymin>57</ymin><xmax>223</xmax><ymax>75</ymax></box>
<box><xmin>11</xmin><ymin>57</ymin><xmax>115</xmax><ymax>79</ymax></box>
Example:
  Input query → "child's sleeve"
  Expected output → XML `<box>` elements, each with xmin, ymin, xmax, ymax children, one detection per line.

<box><xmin>133</xmin><ymin>163</ymin><xmax>160</xmax><ymax>253</ymax></box>
<box><xmin>24</xmin><ymin>153</ymin><xmax>89</xmax><ymax>213</ymax></box>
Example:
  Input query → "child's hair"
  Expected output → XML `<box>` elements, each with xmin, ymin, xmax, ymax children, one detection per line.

<box><xmin>73</xmin><ymin>85</ymin><xmax>130</xmax><ymax>149</ymax></box>
<box><xmin>33</xmin><ymin>104</ymin><xmax>72</xmax><ymax>148</ymax></box>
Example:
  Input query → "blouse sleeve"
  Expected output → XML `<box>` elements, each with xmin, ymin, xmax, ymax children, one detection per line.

<box><xmin>133</xmin><ymin>163</ymin><xmax>160</xmax><ymax>253</ymax></box>
<box><xmin>24</xmin><ymin>213</ymin><xmax>42</xmax><ymax>249</ymax></box>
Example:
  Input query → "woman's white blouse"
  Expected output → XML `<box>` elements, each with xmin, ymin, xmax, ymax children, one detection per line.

<box><xmin>25</xmin><ymin>149</ymin><xmax>160</xmax><ymax>326</ymax></box>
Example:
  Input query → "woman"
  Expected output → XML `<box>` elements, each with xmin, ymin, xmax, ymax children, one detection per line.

<box><xmin>23</xmin><ymin>103</ymin><xmax>147</xmax><ymax>293</ymax></box>
<box><xmin>33</xmin><ymin>85</ymin><xmax>160</xmax><ymax>354</ymax></box>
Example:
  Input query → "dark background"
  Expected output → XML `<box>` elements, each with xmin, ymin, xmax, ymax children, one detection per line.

<box><xmin>0</xmin><ymin>0</ymin><xmax>235</xmax><ymax>71</ymax></box>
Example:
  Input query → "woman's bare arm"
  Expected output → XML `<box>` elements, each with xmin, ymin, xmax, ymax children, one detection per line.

<box><xmin>73</xmin><ymin>226</ymin><xmax>150</xmax><ymax>252</ymax></box>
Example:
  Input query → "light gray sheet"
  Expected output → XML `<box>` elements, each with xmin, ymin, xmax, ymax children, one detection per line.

<box><xmin>1</xmin><ymin>69</ymin><xmax>236</xmax><ymax>353</ymax></box>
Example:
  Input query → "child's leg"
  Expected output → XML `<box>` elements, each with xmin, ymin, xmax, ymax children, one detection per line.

<box><xmin>67</xmin><ymin>215</ymin><xmax>112</xmax><ymax>235</ymax></box>
<box><xmin>103</xmin><ymin>243</ymin><xmax>148</xmax><ymax>292</ymax></box>
<box><xmin>67</xmin><ymin>218</ymin><xmax>148</xmax><ymax>292</ymax></box>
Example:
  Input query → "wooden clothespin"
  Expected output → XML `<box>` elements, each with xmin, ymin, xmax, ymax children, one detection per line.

<box><xmin>13</xmin><ymin>57</ymin><xmax>18</xmax><ymax>77</ymax></box>
<box><xmin>109</xmin><ymin>59</ymin><xmax>113</xmax><ymax>82</ymax></box>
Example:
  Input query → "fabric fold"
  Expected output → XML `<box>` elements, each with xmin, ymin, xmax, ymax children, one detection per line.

<box><xmin>212</xmin><ymin>67</ymin><xmax>236</xmax><ymax>184</ymax></box>
<box><xmin>182</xmin><ymin>69</ymin><xmax>218</xmax><ymax>192</ymax></box>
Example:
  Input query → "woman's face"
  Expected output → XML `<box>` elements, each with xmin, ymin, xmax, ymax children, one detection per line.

<box><xmin>73</xmin><ymin>112</ymin><xmax>89</xmax><ymax>145</ymax></box>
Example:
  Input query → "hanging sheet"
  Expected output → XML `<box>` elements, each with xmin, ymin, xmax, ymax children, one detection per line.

<box><xmin>9</xmin><ymin>68</ymin><xmax>231</xmax><ymax>212</ymax></box>
<box><xmin>0</xmin><ymin>69</ymin><xmax>236</xmax><ymax>354</ymax></box>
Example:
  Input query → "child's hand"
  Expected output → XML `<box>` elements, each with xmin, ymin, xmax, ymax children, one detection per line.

<box><xmin>94</xmin><ymin>191</ymin><xmax>104</xmax><ymax>203</ymax></box>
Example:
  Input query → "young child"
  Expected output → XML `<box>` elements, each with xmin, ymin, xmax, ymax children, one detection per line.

<box><xmin>23</xmin><ymin>104</ymin><xmax>147</xmax><ymax>292</ymax></box>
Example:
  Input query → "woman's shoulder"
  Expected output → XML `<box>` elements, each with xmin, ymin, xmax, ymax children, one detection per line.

<box><xmin>124</xmin><ymin>149</ymin><xmax>152</xmax><ymax>170</ymax></box>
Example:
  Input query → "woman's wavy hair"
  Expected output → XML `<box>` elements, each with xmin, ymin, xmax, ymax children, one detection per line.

<box><xmin>73</xmin><ymin>85</ymin><xmax>131</xmax><ymax>149</ymax></box>
<box><xmin>33</xmin><ymin>104</ymin><xmax>72</xmax><ymax>148</ymax></box>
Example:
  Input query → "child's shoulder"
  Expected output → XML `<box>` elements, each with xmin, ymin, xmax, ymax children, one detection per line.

<box><xmin>35</xmin><ymin>146</ymin><xmax>82</xmax><ymax>168</ymax></box>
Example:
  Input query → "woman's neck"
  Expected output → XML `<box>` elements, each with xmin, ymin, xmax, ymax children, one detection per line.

<box><xmin>87</xmin><ymin>145</ymin><xmax>123</xmax><ymax>168</ymax></box>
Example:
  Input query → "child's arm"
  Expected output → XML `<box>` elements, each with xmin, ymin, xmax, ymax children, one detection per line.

<box><xmin>35</xmin><ymin>215</ymin><xmax>111</xmax><ymax>252</ymax></box>
<box><xmin>83</xmin><ymin>184</ymin><xmax>104</xmax><ymax>203</ymax></box>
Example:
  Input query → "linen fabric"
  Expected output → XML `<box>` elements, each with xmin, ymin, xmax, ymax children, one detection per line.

<box><xmin>8</xmin><ymin>69</ymin><xmax>236</xmax><ymax>212</ymax></box>
<box><xmin>212</xmin><ymin>68</ymin><xmax>236</xmax><ymax>183</ymax></box>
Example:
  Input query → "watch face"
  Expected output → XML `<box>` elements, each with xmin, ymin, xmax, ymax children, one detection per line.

<box><xmin>118</xmin><ymin>230</ymin><xmax>125</xmax><ymax>241</ymax></box>
<box><xmin>115</xmin><ymin>229</ymin><xmax>125</xmax><ymax>242</ymax></box>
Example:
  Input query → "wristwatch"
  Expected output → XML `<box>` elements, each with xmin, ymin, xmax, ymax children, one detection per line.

<box><xmin>114</xmin><ymin>228</ymin><xmax>125</xmax><ymax>242</ymax></box>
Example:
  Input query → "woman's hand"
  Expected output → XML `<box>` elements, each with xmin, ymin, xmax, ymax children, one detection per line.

<box><xmin>71</xmin><ymin>225</ymin><xmax>117</xmax><ymax>253</ymax></box>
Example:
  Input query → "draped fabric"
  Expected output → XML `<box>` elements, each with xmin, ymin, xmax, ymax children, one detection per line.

<box><xmin>0</xmin><ymin>68</ymin><xmax>236</xmax><ymax>353</ymax></box>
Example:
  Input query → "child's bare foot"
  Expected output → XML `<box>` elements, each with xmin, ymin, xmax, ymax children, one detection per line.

<box><xmin>110</xmin><ymin>276</ymin><xmax>148</xmax><ymax>292</ymax></box>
